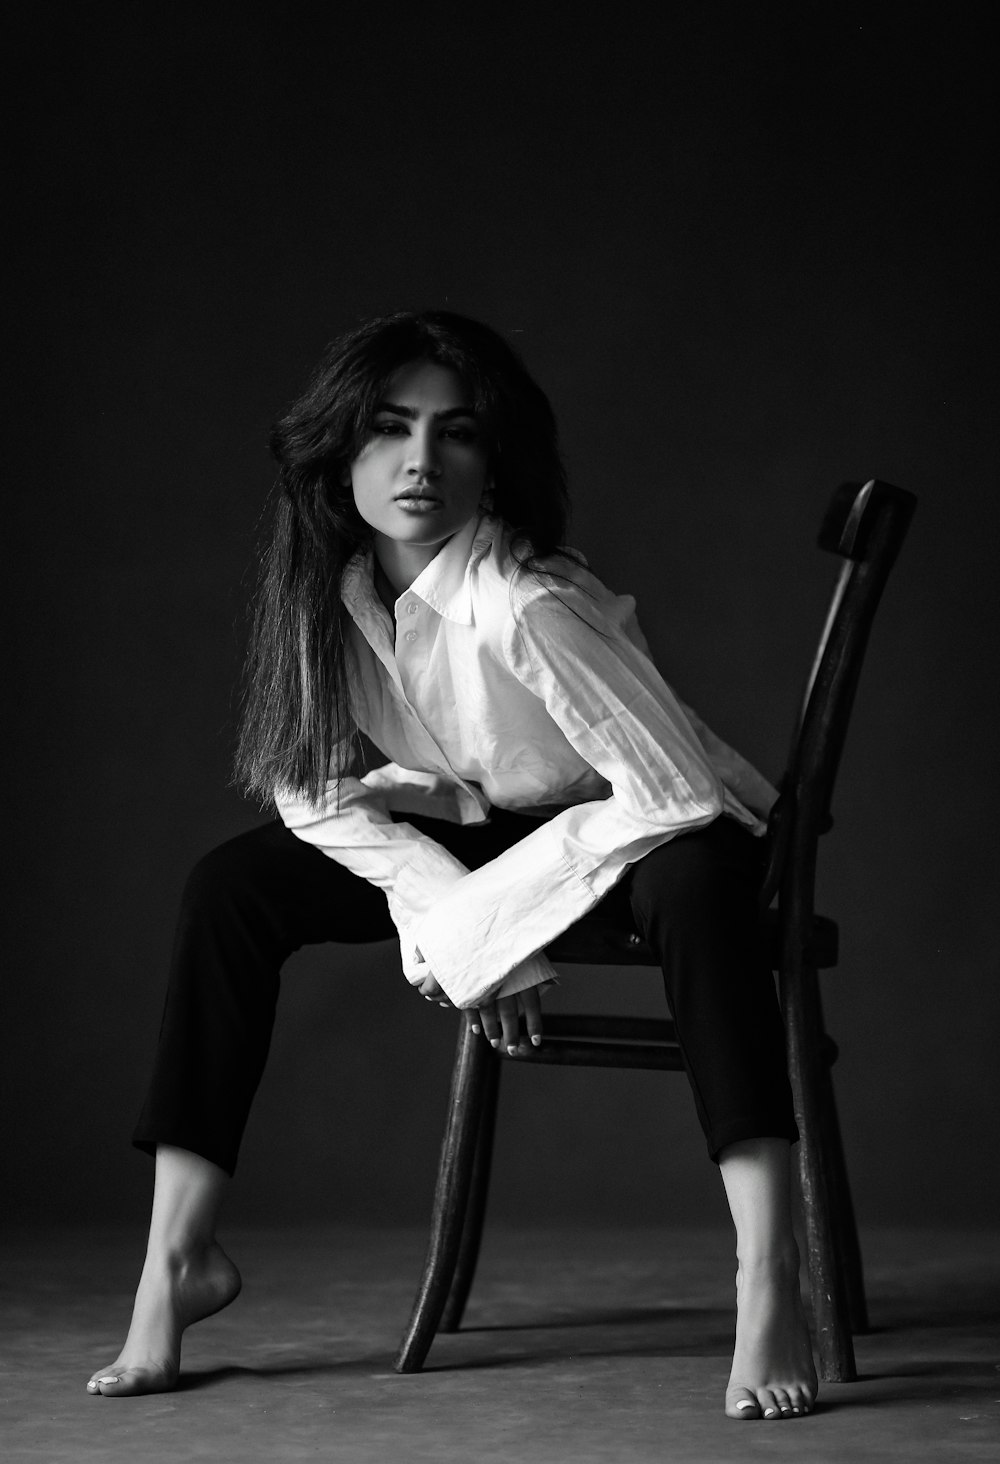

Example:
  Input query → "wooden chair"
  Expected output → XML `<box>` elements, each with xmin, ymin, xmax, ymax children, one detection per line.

<box><xmin>394</xmin><ymin>479</ymin><xmax>917</xmax><ymax>1384</ymax></box>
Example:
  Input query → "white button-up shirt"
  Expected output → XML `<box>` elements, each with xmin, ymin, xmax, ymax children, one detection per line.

<box><xmin>275</xmin><ymin>515</ymin><xmax>778</xmax><ymax>1008</ymax></box>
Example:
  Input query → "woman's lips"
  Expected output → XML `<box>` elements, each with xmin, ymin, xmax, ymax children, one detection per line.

<box><xmin>395</xmin><ymin>493</ymin><xmax>443</xmax><ymax>512</ymax></box>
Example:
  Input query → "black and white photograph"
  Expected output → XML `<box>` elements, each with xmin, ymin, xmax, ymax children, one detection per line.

<box><xmin>4</xmin><ymin>4</ymin><xmax>997</xmax><ymax>1461</ymax></box>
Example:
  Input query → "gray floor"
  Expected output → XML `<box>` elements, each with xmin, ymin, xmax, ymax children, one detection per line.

<box><xmin>2</xmin><ymin>1225</ymin><xmax>997</xmax><ymax>1463</ymax></box>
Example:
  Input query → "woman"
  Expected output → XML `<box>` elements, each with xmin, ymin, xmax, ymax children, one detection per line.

<box><xmin>88</xmin><ymin>311</ymin><xmax>818</xmax><ymax>1420</ymax></box>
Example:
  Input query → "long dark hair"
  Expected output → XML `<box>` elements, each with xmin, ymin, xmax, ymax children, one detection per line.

<box><xmin>234</xmin><ymin>310</ymin><xmax>571</xmax><ymax>804</ymax></box>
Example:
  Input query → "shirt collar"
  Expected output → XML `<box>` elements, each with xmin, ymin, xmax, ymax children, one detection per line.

<box><xmin>342</xmin><ymin>513</ymin><xmax>497</xmax><ymax>627</ymax></box>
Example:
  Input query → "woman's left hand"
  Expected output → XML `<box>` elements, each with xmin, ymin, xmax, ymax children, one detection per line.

<box><xmin>418</xmin><ymin>972</ymin><xmax>453</xmax><ymax>1007</ymax></box>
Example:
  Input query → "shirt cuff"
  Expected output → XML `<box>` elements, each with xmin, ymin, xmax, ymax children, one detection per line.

<box><xmin>493</xmin><ymin>952</ymin><xmax>559</xmax><ymax>1002</ymax></box>
<box><xmin>413</xmin><ymin>823</ymin><xmax>598</xmax><ymax>1006</ymax></box>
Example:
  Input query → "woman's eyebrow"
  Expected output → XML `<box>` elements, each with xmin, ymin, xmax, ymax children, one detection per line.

<box><xmin>374</xmin><ymin>401</ymin><xmax>478</xmax><ymax>420</ymax></box>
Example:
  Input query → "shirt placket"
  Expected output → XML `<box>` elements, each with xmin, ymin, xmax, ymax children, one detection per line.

<box><xmin>390</xmin><ymin>594</ymin><xmax>488</xmax><ymax>821</ymax></box>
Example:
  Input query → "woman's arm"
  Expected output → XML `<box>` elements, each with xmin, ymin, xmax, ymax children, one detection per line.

<box><xmin>274</xmin><ymin>773</ymin><xmax>558</xmax><ymax>1003</ymax></box>
<box><xmin>409</xmin><ymin>570</ymin><xmax>725</xmax><ymax>1006</ymax></box>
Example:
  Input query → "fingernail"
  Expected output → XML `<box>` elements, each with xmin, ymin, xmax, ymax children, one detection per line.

<box><xmin>490</xmin><ymin>1038</ymin><xmax>499</xmax><ymax>1048</ymax></box>
<box><xmin>423</xmin><ymin>995</ymin><xmax>433</xmax><ymax>1001</ymax></box>
<box><xmin>438</xmin><ymin>1001</ymin><xmax>449</xmax><ymax>1007</ymax></box>
<box><xmin>471</xmin><ymin>1024</ymin><xmax>481</xmax><ymax>1034</ymax></box>
<box><xmin>531</xmin><ymin>1034</ymin><xmax>541</xmax><ymax>1046</ymax></box>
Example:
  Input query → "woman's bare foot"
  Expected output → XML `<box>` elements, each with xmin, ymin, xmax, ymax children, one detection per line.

<box><xmin>725</xmin><ymin>1251</ymin><xmax>818</xmax><ymax>1420</ymax></box>
<box><xmin>87</xmin><ymin>1241</ymin><xmax>241</xmax><ymax>1397</ymax></box>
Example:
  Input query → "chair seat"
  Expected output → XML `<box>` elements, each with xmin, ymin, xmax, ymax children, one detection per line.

<box><xmin>545</xmin><ymin>906</ymin><xmax>839</xmax><ymax>970</ymax></box>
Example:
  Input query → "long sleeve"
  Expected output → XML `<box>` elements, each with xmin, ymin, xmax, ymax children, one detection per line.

<box><xmin>274</xmin><ymin>772</ymin><xmax>557</xmax><ymax>1000</ymax></box>
<box><xmin>676</xmin><ymin>703</ymin><xmax>779</xmax><ymax>819</ymax></box>
<box><xmin>616</xmin><ymin>602</ymin><xmax>779</xmax><ymax>820</ymax></box>
<box><xmin>411</xmin><ymin>572</ymin><xmax>725</xmax><ymax>1004</ymax></box>
<box><xmin>274</xmin><ymin>773</ymin><xmax>468</xmax><ymax>957</ymax></box>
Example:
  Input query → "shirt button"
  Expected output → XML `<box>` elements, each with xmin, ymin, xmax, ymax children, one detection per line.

<box><xmin>406</xmin><ymin>603</ymin><xmax>418</xmax><ymax>616</ymax></box>
<box><xmin>405</xmin><ymin>630</ymin><xmax>418</xmax><ymax>643</ymax></box>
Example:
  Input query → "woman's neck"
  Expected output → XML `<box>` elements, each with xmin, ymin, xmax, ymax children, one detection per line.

<box><xmin>373</xmin><ymin>557</ymin><xmax>399</xmax><ymax>620</ymax></box>
<box><xmin>373</xmin><ymin>532</ymin><xmax>445</xmax><ymax>594</ymax></box>
<box><xmin>373</xmin><ymin>536</ymin><xmax>446</xmax><ymax>608</ymax></box>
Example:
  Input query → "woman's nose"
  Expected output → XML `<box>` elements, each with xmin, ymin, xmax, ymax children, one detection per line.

<box><xmin>406</xmin><ymin>426</ymin><xmax>441</xmax><ymax>477</ymax></box>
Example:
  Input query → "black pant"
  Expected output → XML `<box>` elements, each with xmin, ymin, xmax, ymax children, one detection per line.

<box><xmin>133</xmin><ymin>811</ymin><xmax>798</xmax><ymax>1174</ymax></box>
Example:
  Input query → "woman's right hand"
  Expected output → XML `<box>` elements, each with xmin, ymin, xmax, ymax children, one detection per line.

<box><xmin>465</xmin><ymin>985</ymin><xmax>544</xmax><ymax>1055</ymax></box>
<box><xmin>417</xmin><ymin>965</ymin><xmax>547</xmax><ymax>1054</ymax></box>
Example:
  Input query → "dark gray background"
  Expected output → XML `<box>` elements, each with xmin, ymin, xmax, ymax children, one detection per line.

<box><xmin>5</xmin><ymin>6</ymin><xmax>997</xmax><ymax>1232</ymax></box>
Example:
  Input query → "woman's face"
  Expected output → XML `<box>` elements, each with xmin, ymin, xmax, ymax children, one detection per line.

<box><xmin>348</xmin><ymin>359</ymin><xmax>490</xmax><ymax>558</ymax></box>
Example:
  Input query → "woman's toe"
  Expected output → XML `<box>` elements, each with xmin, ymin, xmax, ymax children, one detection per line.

<box><xmin>100</xmin><ymin>1374</ymin><xmax>132</xmax><ymax>1396</ymax></box>
<box><xmin>726</xmin><ymin>1388</ymin><xmax>761</xmax><ymax>1420</ymax></box>
<box><xmin>87</xmin><ymin>1374</ymin><xmax>122</xmax><ymax>1395</ymax></box>
<box><xmin>758</xmin><ymin>1388</ymin><xmax>781</xmax><ymax>1419</ymax></box>
<box><xmin>88</xmin><ymin>1366</ymin><xmax>168</xmax><ymax>1397</ymax></box>
<box><xmin>771</xmin><ymin>1387</ymin><xmax>793</xmax><ymax>1416</ymax></box>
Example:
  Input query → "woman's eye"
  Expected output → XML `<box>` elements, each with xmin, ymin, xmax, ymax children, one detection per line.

<box><xmin>370</xmin><ymin>420</ymin><xmax>477</xmax><ymax>443</ymax></box>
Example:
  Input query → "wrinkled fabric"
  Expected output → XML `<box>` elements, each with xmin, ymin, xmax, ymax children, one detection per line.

<box><xmin>275</xmin><ymin>515</ymin><xmax>777</xmax><ymax>1008</ymax></box>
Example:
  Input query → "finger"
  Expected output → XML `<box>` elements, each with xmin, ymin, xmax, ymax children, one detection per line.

<box><xmin>418</xmin><ymin>974</ymin><xmax>443</xmax><ymax>1000</ymax></box>
<box><xmin>463</xmin><ymin>1009</ymin><xmax>480</xmax><ymax>1035</ymax></box>
<box><xmin>478</xmin><ymin>1001</ymin><xmax>501</xmax><ymax>1047</ymax></box>
<box><xmin>498</xmin><ymin>996</ymin><xmax>521</xmax><ymax>1055</ymax></box>
<box><xmin>520</xmin><ymin>988</ymin><xmax>543</xmax><ymax>1047</ymax></box>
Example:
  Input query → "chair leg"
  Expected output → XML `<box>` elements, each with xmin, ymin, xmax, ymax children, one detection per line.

<box><xmin>818</xmin><ymin>1063</ymin><xmax>869</xmax><ymax>1333</ymax></box>
<box><xmin>781</xmin><ymin>962</ymin><xmax>857</xmax><ymax>1383</ymax></box>
<box><xmin>394</xmin><ymin>1022</ymin><xmax>494</xmax><ymax>1373</ymax></box>
<box><xmin>439</xmin><ymin>1049</ymin><xmax>502</xmax><ymax>1332</ymax></box>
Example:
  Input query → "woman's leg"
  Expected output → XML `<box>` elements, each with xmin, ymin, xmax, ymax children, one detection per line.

<box><xmin>91</xmin><ymin>812</ymin><xmax>529</xmax><ymax>1396</ymax></box>
<box><xmin>131</xmin><ymin>821</ymin><xmax>394</xmax><ymax>1173</ymax></box>
<box><xmin>627</xmin><ymin>818</ymin><xmax>816</xmax><ymax>1419</ymax></box>
<box><xmin>718</xmin><ymin>1138</ymin><xmax>817</xmax><ymax>1419</ymax></box>
<box><xmin>90</xmin><ymin>820</ymin><xmax>394</xmax><ymax>1396</ymax></box>
<box><xmin>87</xmin><ymin>1146</ymin><xmax>238</xmax><ymax>1396</ymax></box>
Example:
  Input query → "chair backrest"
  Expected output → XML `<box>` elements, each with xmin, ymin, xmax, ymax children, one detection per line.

<box><xmin>760</xmin><ymin>479</ymin><xmax>917</xmax><ymax>916</ymax></box>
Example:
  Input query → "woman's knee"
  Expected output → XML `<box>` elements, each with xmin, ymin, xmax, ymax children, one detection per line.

<box><xmin>176</xmin><ymin>822</ymin><xmax>391</xmax><ymax>948</ymax></box>
<box><xmin>179</xmin><ymin>825</ymin><xmax>288</xmax><ymax>917</ymax></box>
<box><xmin>628</xmin><ymin>820</ymin><xmax>763</xmax><ymax>929</ymax></box>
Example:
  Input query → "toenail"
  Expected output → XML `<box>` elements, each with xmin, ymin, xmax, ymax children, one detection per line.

<box><xmin>735</xmin><ymin>1401</ymin><xmax>756</xmax><ymax>1411</ymax></box>
<box><xmin>98</xmin><ymin>1376</ymin><xmax>120</xmax><ymax>1385</ymax></box>
<box><xmin>763</xmin><ymin>1407</ymin><xmax>777</xmax><ymax>1417</ymax></box>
